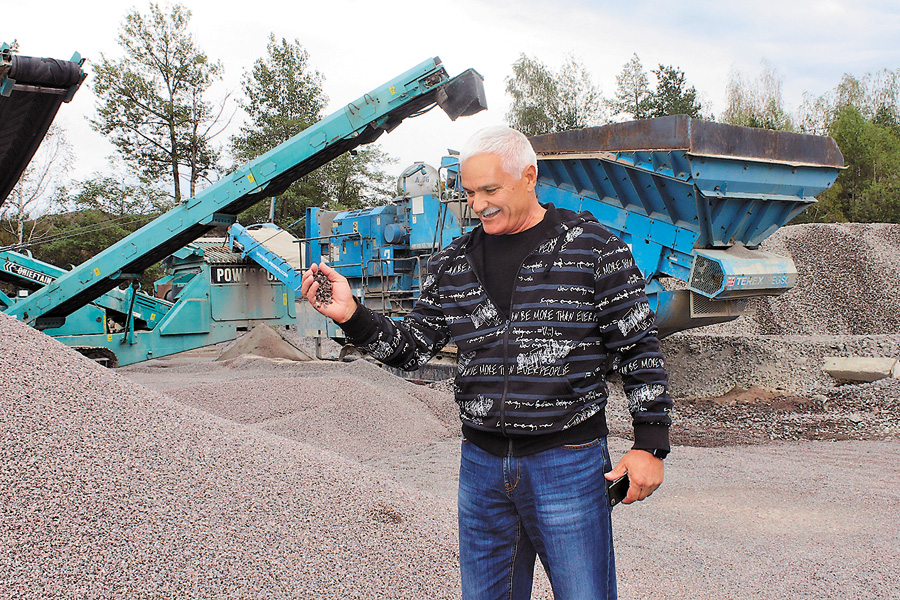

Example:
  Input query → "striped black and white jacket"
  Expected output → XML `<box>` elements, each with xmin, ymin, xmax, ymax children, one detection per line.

<box><xmin>341</xmin><ymin>204</ymin><xmax>672</xmax><ymax>454</ymax></box>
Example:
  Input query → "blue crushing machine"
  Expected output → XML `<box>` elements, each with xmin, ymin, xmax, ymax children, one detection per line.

<box><xmin>529</xmin><ymin>116</ymin><xmax>843</xmax><ymax>335</ymax></box>
<box><xmin>230</xmin><ymin>116</ymin><xmax>842</xmax><ymax>347</ymax></box>
<box><xmin>0</xmin><ymin>243</ymin><xmax>295</xmax><ymax>366</ymax></box>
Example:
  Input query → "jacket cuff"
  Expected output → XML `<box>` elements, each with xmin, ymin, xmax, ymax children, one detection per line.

<box><xmin>338</xmin><ymin>300</ymin><xmax>378</xmax><ymax>343</ymax></box>
<box><xmin>632</xmin><ymin>423</ymin><xmax>670</xmax><ymax>458</ymax></box>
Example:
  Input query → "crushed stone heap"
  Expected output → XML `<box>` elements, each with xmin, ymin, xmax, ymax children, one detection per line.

<box><xmin>662</xmin><ymin>222</ymin><xmax>900</xmax><ymax>398</ymax></box>
<box><xmin>0</xmin><ymin>312</ymin><xmax>461</xmax><ymax>599</ymax></box>
<box><xmin>703</xmin><ymin>222</ymin><xmax>900</xmax><ymax>336</ymax></box>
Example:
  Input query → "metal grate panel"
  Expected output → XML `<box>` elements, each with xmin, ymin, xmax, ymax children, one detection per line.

<box><xmin>689</xmin><ymin>292</ymin><xmax>749</xmax><ymax>317</ymax></box>
<box><xmin>689</xmin><ymin>255</ymin><xmax>725</xmax><ymax>296</ymax></box>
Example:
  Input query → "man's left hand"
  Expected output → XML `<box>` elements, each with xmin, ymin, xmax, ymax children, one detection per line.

<box><xmin>604</xmin><ymin>449</ymin><xmax>664</xmax><ymax>505</ymax></box>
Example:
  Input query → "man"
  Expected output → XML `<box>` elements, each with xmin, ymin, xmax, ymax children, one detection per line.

<box><xmin>300</xmin><ymin>126</ymin><xmax>672</xmax><ymax>600</ymax></box>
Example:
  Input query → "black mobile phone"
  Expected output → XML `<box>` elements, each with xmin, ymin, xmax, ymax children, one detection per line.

<box><xmin>607</xmin><ymin>473</ymin><xmax>629</xmax><ymax>507</ymax></box>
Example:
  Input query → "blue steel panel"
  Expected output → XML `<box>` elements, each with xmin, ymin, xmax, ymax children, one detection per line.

<box><xmin>539</xmin><ymin>155</ymin><xmax>702</xmax><ymax>231</ymax></box>
<box><xmin>535</xmin><ymin>180</ymin><xmax>699</xmax><ymax>282</ymax></box>
<box><xmin>538</xmin><ymin>150</ymin><xmax>839</xmax><ymax>250</ymax></box>
<box><xmin>691</xmin><ymin>157</ymin><xmax>838</xmax><ymax>201</ymax></box>
<box><xmin>1</xmin><ymin>250</ymin><xmax>172</xmax><ymax>329</ymax></box>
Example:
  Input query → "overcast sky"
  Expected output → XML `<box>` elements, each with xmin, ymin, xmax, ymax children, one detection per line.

<box><xmin>4</xmin><ymin>0</ymin><xmax>900</xmax><ymax>192</ymax></box>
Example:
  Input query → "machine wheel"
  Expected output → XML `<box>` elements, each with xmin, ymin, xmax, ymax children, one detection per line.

<box><xmin>74</xmin><ymin>347</ymin><xmax>119</xmax><ymax>368</ymax></box>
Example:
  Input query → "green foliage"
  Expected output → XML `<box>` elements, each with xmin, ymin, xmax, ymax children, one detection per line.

<box><xmin>609</xmin><ymin>53</ymin><xmax>652</xmax><ymax>120</ymax></box>
<box><xmin>33</xmin><ymin>210</ymin><xmax>147</xmax><ymax>267</ymax></box>
<box><xmin>68</xmin><ymin>176</ymin><xmax>173</xmax><ymax>217</ymax></box>
<box><xmin>607</xmin><ymin>55</ymin><xmax>704</xmax><ymax>120</ymax></box>
<box><xmin>505</xmin><ymin>54</ymin><xmax>607</xmax><ymax>136</ymax></box>
<box><xmin>2</xmin><ymin>176</ymin><xmax>170</xmax><ymax>289</ymax></box>
<box><xmin>91</xmin><ymin>3</ymin><xmax>223</xmax><ymax>202</ymax></box>
<box><xmin>231</xmin><ymin>35</ymin><xmax>395</xmax><ymax>229</ymax></box>
<box><xmin>238</xmin><ymin>147</ymin><xmax>395</xmax><ymax>231</ymax></box>
<box><xmin>793</xmin><ymin>68</ymin><xmax>900</xmax><ymax>224</ymax></box>
<box><xmin>801</xmin><ymin>105</ymin><xmax>900</xmax><ymax>223</ymax></box>
<box><xmin>2</xmin><ymin>208</ymin><xmax>163</xmax><ymax>290</ymax></box>
<box><xmin>799</xmin><ymin>70</ymin><xmax>900</xmax><ymax>136</ymax></box>
<box><xmin>645</xmin><ymin>65</ymin><xmax>704</xmax><ymax>118</ymax></box>
<box><xmin>232</xmin><ymin>35</ymin><xmax>326</xmax><ymax>163</ymax></box>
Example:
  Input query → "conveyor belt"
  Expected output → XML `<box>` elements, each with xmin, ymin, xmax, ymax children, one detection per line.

<box><xmin>0</xmin><ymin>45</ymin><xmax>86</xmax><ymax>206</ymax></box>
<box><xmin>242</xmin><ymin>226</ymin><xmax>303</xmax><ymax>270</ymax></box>
<box><xmin>6</xmin><ymin>58</ymin><xmax>486</xmax><ymax>326</ymax></box>
<box><xmin>228</xmin><ymin>223</ymin><xmax>305</xmax><ymax>293</ymax></box>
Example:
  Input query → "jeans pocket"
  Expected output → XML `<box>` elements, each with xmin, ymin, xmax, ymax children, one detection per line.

<box><xmin>562</xmin><ymin>437</ymin><xmax>602</xmax><ymax>450</ymax></box>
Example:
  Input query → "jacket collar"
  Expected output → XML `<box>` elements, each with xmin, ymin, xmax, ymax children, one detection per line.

<box><xmin>461</xmin><ymin>202</ymin><xmax>596</xmax><ymax>252</ymax></box>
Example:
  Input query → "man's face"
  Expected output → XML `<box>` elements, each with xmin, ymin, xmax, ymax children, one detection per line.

<box><xmin>460</xmin><ymin>153</ymin><xmax>541</xmax><ymax>235</ymax></box>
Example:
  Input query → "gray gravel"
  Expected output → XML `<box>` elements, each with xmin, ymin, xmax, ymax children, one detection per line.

<box><xmin>142</xmin><ymin>359</ymin><xmax>457</xmax><ymax>462</ymax></box>
<box><xmin>371</xmin><ymin>437</ymin><xmax>900</xmax><ymax>600</ymax></box>
<box><xmin>7</xmin><ymin>313</ymin><xmax>900</xmax><ymax>599</ymax></box>
<box><xmin>2</xmin><ymin>313</ymin><xmax>461</xmax><ymax>599</ymax></box>
<box><xmin>695</xmin><ymin>222</ymin><xmax>900</xmax><ymax>337</ymax></box>
<box><xmin>313</xmin><ymin>271</ymin><xmax>333</xmax><ymax>307</ymax></box>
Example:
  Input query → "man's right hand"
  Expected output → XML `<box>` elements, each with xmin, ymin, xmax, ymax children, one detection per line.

<box><xmin>299</xmin><ymin>262</ymin><xmax>357</xmax><ymax>324</ymax></box>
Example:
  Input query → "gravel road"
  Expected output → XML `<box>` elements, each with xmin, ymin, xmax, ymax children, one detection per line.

<box><xmin>369</xmin><ymin>437</ymin><xmax>900</xmax><ymax>600</ymax></box>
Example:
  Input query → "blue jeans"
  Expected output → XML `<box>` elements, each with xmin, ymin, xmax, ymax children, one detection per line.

<box><xmin>458</xmin><ymin>437</ymin><xmax>617</xmax><ymax>600</ymax></box>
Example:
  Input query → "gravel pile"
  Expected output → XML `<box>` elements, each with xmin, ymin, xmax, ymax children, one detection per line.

<box><xmin>697</xmin><ymin>222</ymin><xmax>900</xmax><ymax>336</ymax></box>
<box><xmin>670</xmin><ymin>377</ymin><xmax>900</xmax><ymax>446</ymax></box>
<box><xmin>157</xmin><ymin>360</ymin><xmax>457</xmax><ymax>462</ymax></box>
<box><xmin>660</xmin><ymin>223</ymin><xmax>900</xmax><ymax>427</ymax></box>
<box><xmin>1</xmin><ymin>312</ymin><xmax>462</xmax><ymax>599</ymax></box>
<box><xmin>216</xmin><ymin>324</ymin><xmax>313</xmax><ymax>362</ymax></box>
<box><xmin>662</xmin><ymin>332</ymin><xmax>900</xmax><ymax>397</ymax></box>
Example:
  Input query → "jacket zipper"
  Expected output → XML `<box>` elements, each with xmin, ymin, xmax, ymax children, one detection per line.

<box><xmin>497</xmin><ymin>240</ymin><xmax>558</xmax><ymax>439</ymax></box>
<box><xmin>464</xmin><ymin>219</ymin><xmax>572</xmax><ymax>440</ymax></box>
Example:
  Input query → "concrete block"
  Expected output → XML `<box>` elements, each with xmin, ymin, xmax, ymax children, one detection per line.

<box><xmin>823</xmin><ymin>356</ymin><xmax>900</xmax><ymax>383</ymax></box>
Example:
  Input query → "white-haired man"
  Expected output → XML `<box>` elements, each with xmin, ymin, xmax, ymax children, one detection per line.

<box><xmin>301</xmin><ymin>126</ymin><xmax>671</xmax><ymax>600</ymax></box>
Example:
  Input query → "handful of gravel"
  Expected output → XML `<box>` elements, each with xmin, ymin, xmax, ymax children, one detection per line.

<box><xmin>314</xmin><ymin>270</ymin><xmax>333</xmax><ymax>306</ymax></box>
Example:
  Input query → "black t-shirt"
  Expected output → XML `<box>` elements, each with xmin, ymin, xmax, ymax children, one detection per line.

<box><xmin>470</xmin><ymin>214</ymin><xmax>556</xmax><ymax>317</ymax></box>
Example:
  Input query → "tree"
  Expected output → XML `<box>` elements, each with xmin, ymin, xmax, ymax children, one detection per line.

<box><xmin>231</xmin><ymin>35</ymin><xmax>395</xmax><ymax>229</ymax></box>
<box><xmin>802</xmin><ymin>104</ymin><xmax>900</xmax><ymax>223</ymax></box>
<box><xmin>505</xmin><ymin>54</ymin><xmax>607</xmax><ymax>136</ymax></box>
<box><xmin>1</xmin><ymin>125</ymin><xmax>72</xmax><ymax>246</ymax></box>
<box><xmin>33</xmin><ymin>210</ymin><xmax>152</xmax><ymax>269</ymax></box>
<box><xmin>231</xmin><ymin>35</ymin><xmax>326</xmax><ymax>163</ymax></box>
<box><xmin>792</xmin><ymin>68</ymin><xmax>900</xmax><ymax>225</ymax></box>
<box><xmin>91</xmin><ymin>3</ymin><xmax>226</xmax><ymax>202</ymax></box>
<box><xmin>798</xmin><ymin>69</ymin><xmax>900</xmax><ymax>136</ymax></box>
<box><xmin>721</xmin><ymin>60</ymin><xmax>793</xmax><ymax>131</ymax></box>
<box><xmin>609</xmin><ymin>54</ymin><xmax>652</xmax><ymax>120</ymax></box>
<box><xmin>644</xmin><ymin>64</ymin><xmax>704</xmax><ymax>118</ymax></box>
<box><xmin>67</xmin><ymin>174</ymin><xmax>172</xmax><ymax>217</ymax></box>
